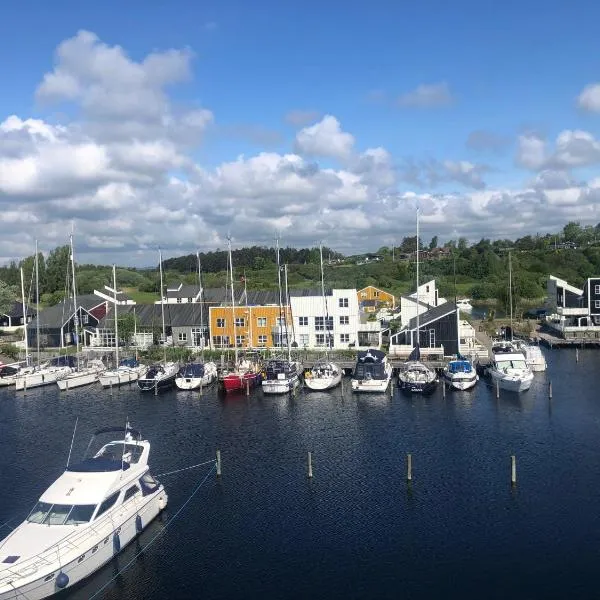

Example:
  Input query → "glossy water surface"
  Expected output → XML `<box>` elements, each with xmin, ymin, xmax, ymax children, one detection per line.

<box><xmin>1</xmin><ymin>347</ymin><xmax>598</xmax><ymax>600</ymax></box>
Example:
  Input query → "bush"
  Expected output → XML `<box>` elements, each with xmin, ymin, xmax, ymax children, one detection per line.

<box><xmin>0</xmin><ymin>344</ymin><xmax>20</xmax><ymax>360</ymax></box>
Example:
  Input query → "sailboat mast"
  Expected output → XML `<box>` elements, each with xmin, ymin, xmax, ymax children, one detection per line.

<box><xmin>244</xmin><ymin>271</ymin><xmax>253</xmax><ymax>348</ymax></box>
<box><xmin>508</xmin><ymin>250</ymin><xmax>513</xmax><ymax>341</ymax></box>
<box><xmin>197</xmin><ymin>251</ymin><xmax>205</xmax><ymax>355</ymax></box>
<box><xmin>70</xmin><ymin>233</ymin><xmax>80</xmax><ymax>356</ymax></box>
<box><xmin>158</xmin><ymin>248</ymin><xmax>167</xmax><ymax>363</ymax></box>
<box><xmin>284</xmin><ymin>264</ymin><xmax>291</xmax><ymax>362</ymax></box>
<box><xmin>35</xmin><ymin>240</ymin><xmax>40</xmax><ymax>366</ymax></box>
<box><xmin>416</xmin><ymin>207</ymin><xmax>420</xmax><ymax>346</ymax></box>
<box><xmin>276</xmin><ymin>237</ymin><xmax>284</xmax><ymax>348</ymax></box>
<box><xmin>319</xmin><ymin>243</ymin><xmax>330</xmax><ymax>351</ymax></box>
<box><xmin>20</xmin><ymin>267</ymin><xmax>29</xmax><ymax>364</ymax></box>
<box><xmin>227</xmin><ymin>237</ymin><xmax>238</xmax><ymax>363</ymax></box>
<box><xmin>113</xmin><ymin>265</ymin><xmax>119</xmax><ymax>365</ymax></box>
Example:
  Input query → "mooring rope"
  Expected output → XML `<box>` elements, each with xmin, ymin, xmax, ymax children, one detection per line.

<box><xmin>156</xmin><ymin>458</ymin><xmax>217</xmax><ymax>478</ymax></box>
<box><xmin>88</xmin><ymin>462</ymin><xmax>217</xmax><ymax>600</ymax></box>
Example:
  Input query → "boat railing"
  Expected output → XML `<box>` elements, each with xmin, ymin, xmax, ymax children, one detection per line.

<box><xmin>0</xmin><ymin>476</ymin><xmax>154</xmax><ymax>587</ymax></box>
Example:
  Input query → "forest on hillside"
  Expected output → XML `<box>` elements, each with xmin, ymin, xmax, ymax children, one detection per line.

<box><xmin>1</xmin><ymin>221</ymin><xmax>600</xmax><ymax>316</ymax></box>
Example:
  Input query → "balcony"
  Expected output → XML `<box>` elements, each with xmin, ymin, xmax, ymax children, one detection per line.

<box><xmin>556</xmin><ymin>306</ymin><xmax>588</xmax><ymax>316</ymax></box>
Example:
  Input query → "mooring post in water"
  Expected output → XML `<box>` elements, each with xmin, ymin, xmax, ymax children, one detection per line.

<box><xmin>199</xmin><ymin>380</ymin><xmax>203</xmax><ymax>397</ymax></box>
<box><xmin>307</xmin><ymin>451</ymin><xmax>313</xmax><ymax>478</ymax></box>
<box><xmin>511</xmin><ymin>455</ymin><xmax>517</xmax><ymax>486</ymax></box>
<box><xmin>109</xmin><ymin>382</ymin><xmax>113</xmax><ymax>396</ymax></box>
<box><xmin>340</xmin><ymin>375</ymin><xmax>344</xmax><ymax>396</ymax></box>
<box><xmin>154</xmin><ymin>381</ymin><xmax>158</xmax><ymax>396</ymax></box>
<box><xmin>216</xmin><ymin>449</ymin><xmax>222</xmax><ymax>477</ymax></box>
<box><xmin>442</xmin><ymin>381</ymin><xmax>446</xmax><ymax>399</ymax></box>
<box><xmin>407</xmin><ymin>453</ymin><xmax>412</xmax><ymax>482</ymax></box>
<box><xmin>246</xmin><ymin>378</ymin><xmax>250</xmax><ymax>396</ymax></box>
<box><xmin>495</xmin><ymin>379</ymin><xmax>500</xmax><ymax>399</ymax></box>
<box><xmin>576</xmin><ymin>348</ymin><xmax>579</xmax><ymax>363</ymax></box>
<box><xmin>548</xmin><ymin>380</ymin><xmax>553</xmax><ymax>399</ymax></box>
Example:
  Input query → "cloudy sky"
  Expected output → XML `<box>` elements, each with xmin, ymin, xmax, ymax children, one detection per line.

<box><xmin>1</xmin><ymin>0</ymin><xmax>600</xmax><ymax>266</ymax></box>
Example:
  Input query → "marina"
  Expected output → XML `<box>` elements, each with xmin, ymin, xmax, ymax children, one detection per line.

<box><xmin>0</xmin><ymin>344</ymin><xmax>599</xmax><ymax>599</ymax></box>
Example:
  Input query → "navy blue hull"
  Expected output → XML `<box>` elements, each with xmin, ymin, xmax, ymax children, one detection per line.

<box><xmin>398</xmin><ymin>379</ymin><xmax>438</xmax><ymax>395</ymax></box>
<box><xmin>138</xmin><ymin>373</ymin><xmax>176</xmax><ymax>393</ymax></box>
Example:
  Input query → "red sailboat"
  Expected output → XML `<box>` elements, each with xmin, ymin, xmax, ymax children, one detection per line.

<box><xmin>219</xmin><ymin>237</ymin><xmax>263</xmax><ymax>393</ymax></box>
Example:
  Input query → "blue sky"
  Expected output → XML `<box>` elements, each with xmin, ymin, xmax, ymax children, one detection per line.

<box><xmin>0</xmin><ymin>0</ymin><xmax>600</xmax><ymax>263</ymax></box>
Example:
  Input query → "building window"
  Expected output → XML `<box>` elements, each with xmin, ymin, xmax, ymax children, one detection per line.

<box><xmin>339</xmin><ymin>316</ymin><xmax>349</xmax><ymax>325</ymax></box>
<box><xmin>595</xmin><ymin>285</ymin><xmax>600</xmax><ymax>294</ymax></box>
<box><xmin>191</xmin><ymin>327</ymin><xmax>204</xmax><ymax>347</ymax></box>
<box><xmin>257</xmin><ymin>317</ymin><xmax>267</xmax><ymax>328</ymax></box>
<box><xmin>360</xmin><ymin>292</ymin><xmax>367</xmax><ymax>298</ymax></box>
<box><xmin>316</xmin><ymin>334</ymin><xmax>334</xmax><ymax>348</ymax></box>
<box><xmin>315</xmin><ymin>334</ymin><xmax>326</xmax><ymax>347</ymax></box>
<box><xmin>595</xmin><ymin>301</ymin><xmax>600</xmax><ymax>309</ymax></box>
<box><xmin>188</xmin><ymin>297</ymin><xmax>193</xmax><ymax>303</ymax></box>
<box><xmin>340</xmin><ymin>333</ymin><xmax>350</xmax><ymax>343</ymax></box>
<box><xmin>429</xmin><ymin>329</ymin><xmax>435</xmax><ymax>347</ymax></box>
<box><xmin>178</xmin><ymin>332</ymin><xmax>187</xmax><ymax>342</ymax></box>
<box><xmin>315</xmin><ymin>316</ymin><xmax>333</xmax><ymax>331</ymax></box>
<box><xmin>235</xmin><ymin>317</ymin><xmax>245</xmax><ymax>327</ymax></box>
<box><xmin>216</xmin><ymin>318</ymin><xmax>225</xmax><ymax>328</ymax></box>
<box><xmin>235</xmin><ymin>335</ymin><xmax>245</xmax><ymax>347</ymax></box>
<box><xmin>373</xmin><ymin>291</ymin><xmax>379</xmax><ymax>298</ymax></box>
<box><xmin>82</xmin><ymin>314</ymin><xmax>89</xmax><ymax>324</ymax></box>
<box><xmin>299</xmin><ymin>316</ymin><xmax>308</xmax><ymax>326</ymax></box>
<box><xmin>212</xmin><ymin>336</ymin><xmax>230</xmax><ymax>348</ymax></box>
<box><xmin>298</xmin><ymin>334</ymin><xmax>309</xmax><ymax>346</ymax></box>
<box><xmin>257</xmin><ymin>335</ymin><xmax>268</xmax><ymax>346</ymax></box>
<box><xmin>339</xmin><ymin>297</ymin><xmax>349</xmax><ymax>308</ymax></box>
<box><xmin>177</xmin><ymin>297</ymin><xmax>182</xmax><ymax>303</ymax></box>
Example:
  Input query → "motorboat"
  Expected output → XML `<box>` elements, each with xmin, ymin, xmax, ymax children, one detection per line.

<box><xmin>56</xmin><ymin>359</ymin><xmax>106</xmax><ymax>391</ymax></box>
<box><xmin>511</xmin><ymin>339</ymin><xmax>547</xmax><ymax>372</ymax></box>
<box><xmin>0</xmin><ymin>363</ymin><xmax>35</xmax><ymax>387</ymax></box>
<box><xmin>487</xmin><ymin>346</ymin><xmax>534</xmax><ymax>392</ymax></box>
<box><xmin>98</xmin><ymin>358</ymin><xmax>146</xmax><ymax>388</ymax></box>
<box><xmin>137</xmin><ymin>362</ymin><xmax>178</xmax><ymax>393</ymax></box>
<box><xmin>304</xmin><ymin>358</ymin><xmax>342</xmax><ymax>391</ymax></box>
<box><xmin>262</xmin><ymin>357</ymin><xmax>302</xmax><ymax>394</ymax></box>
<box><xmin>442</xmin><ymin>356</ymin><xmax>478</xmax><ymax>391</ymax></box>
<box><xmin>456</xmin><ymin>298</ymin><xmax>473</xmax><ymax>312</ymax></box>
<box><xmin>175</xmin><ymin>361</ymin><xmax>217</xmax><ymax>390</ymax></box>
<box><xmin>351</xmin><ymin>348</ymin><xmax>392</xmax><ymax>393</ymax></box>
<box><xmin>14</xmin><ymin>356</ymin><xmax>77</xmax><ymax>391</ymax></box>
<box><xmin>397</xmin><ymin>345</ymin><xmax>438</xmax><ymax>394</ymax></box>
<box><xmin>0</xmin><ymin>424</ymin><xmax>167</xmax><ymax>600</ymax></box>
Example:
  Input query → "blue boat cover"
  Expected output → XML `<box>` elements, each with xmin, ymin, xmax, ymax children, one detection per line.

<box><xmin>447</xmin><ymin>360</ymin><xmax>473</xmax><ymax>373</ymax></box>
<box><xmin>119</xmin><ymin>357</ymin><xmax>139</xmax><ymax>368</ymax></box>
<box><xmin>178</xmin><ymin>363</ymin><xmax>205</xmax><ymax>378</ymax></box>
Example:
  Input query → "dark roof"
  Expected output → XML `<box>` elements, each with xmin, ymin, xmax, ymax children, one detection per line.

<box><xmin>29</xmin><ymin>297</ymin><xmax>101</xmax><ymax>329</ymax></box>
<box><xmin>402</xmin><ymin>302</ymin><xmax>457</xmax><ymax>332</ymax></box>
<box><xmin>99</xmin><ymin>304</ymin><xmax>207</xmax><ymax>328</ymax></box>
<box><xmin>166</xmin><ymin>284</ymin><xmax>201</xmax><ymax>299</ymax></box>
<box><xmin>1</xmin><ymin>301</ymin><xmax>36</xmax><ymax>318</ymax></box>
<box><xmin>289</xmin><ymin>288</ymin><xmax>332</xmax><ymax>297</ymax></box>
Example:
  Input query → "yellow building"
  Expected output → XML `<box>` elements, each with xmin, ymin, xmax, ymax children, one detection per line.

<box><xmin>357</xmin><ymin>286</ymin><xmax>396</xmax><ymax>312</ymax></box>
<box><xmin>208</xmin><ymin>305</ymin><xmax>292</xmax><ymax>349</ymax></box>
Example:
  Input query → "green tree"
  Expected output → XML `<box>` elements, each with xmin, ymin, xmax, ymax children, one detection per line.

<box><xmin>563</xmin><ymin>221</ymin><xmax>583</xmax><ymax>243</ymax></box>
<box><xmin>0</xmin><ymin>280</ymin><xmax>18</xmax><ymax>314</ymax></box>
<box><xmin>44</xmin><ymin>245</ymin><xmax>70</xmax><ymax>295</ymax></box>
<box><xmin>429</xmin><ymin>236</ymin><xmax>438</xmax><ymax>250</ymax></box>
<box><xmin>118</xmin><ymin>313</ymin><xmax>139</xmax><ymax>348</ymax></box>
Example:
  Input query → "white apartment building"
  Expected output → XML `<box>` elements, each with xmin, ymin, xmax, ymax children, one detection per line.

<box><xmin>290</xmin><ymin>289</ymin><xmax>359</xmax><ymax>350</ymax></box>
<box><xmin>399</xmin><ymin>279</ymin><xmax>447</xmax><ymax>327</ymax></box>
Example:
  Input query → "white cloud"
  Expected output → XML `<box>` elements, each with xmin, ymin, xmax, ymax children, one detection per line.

<box><xmin>294</xmin><ymin>115</ymin><xmax>355</xmax><ymax>160</ymax></box>
<box><xmin>397</xmin><ymin>82</ymin><xmax>454</xmax><ymax>108</ymax></box>
<box><xmin>2</xmin><ymin>31</ymin><xmax>600</xmax><ymax>266</ymax></box>
<box><xmin>577</xmin><ymin>83</ymin><xmax>600</xmax><ymax>113</ymax></box>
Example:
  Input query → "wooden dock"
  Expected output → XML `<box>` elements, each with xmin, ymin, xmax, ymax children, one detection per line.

<box><xmin>537</xmin><ymin>330</ymin><xmax>600</xmax><ymax>348</ymax></box>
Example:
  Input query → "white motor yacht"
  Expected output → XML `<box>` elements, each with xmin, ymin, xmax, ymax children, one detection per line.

<box><xmin>487</xmin><ymin>347</ymin><xmax>534</xmax><ymax>392</ymax></box>
<box><xmin>262</xmin><ymin>358</ymin><xmax>302</xmax><ymax>394</ymax></box>
<box><xmin>175</xmin><ymin>361</ymin><xmax>217</xmax><ymax>390</ymax></box>
<box><xmin>442</xmin><ymin>357</ymin><xmax>478</xmax><ymax>391</ymax></box>
<box><xmin>0</xmin><ymin>425</ymin><xmax>167</xmax><ymax>600</ymax></box>
<box><xmin>511</xmin><ymin>340</ymin><xmax>547</xmax><ymax>372</ymax></box>
<box><xmin>304</xmin><ymin>359</ymin><xmax>342</xmax><ymax>391</ymax></box>
<box><xmin>351</xmin><ymin>349</ymin><xmax>392</xmax><ymax>393</ymax></box>
<box><xmin>0</xmin><ymin>363</ymin><xmax>35</xmax><ymax>387</ymax></box>
<box><xmin>137</xmin><ymin>362</ymin><xmax>178</xmax><ymax>393</ymax></box>
<box><xmin>456</xmin><ymin>298</ymin><xmax>473</xmax><ymax>312</ymax></box>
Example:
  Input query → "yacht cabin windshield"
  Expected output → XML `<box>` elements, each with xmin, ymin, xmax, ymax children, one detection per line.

<box><xmin>496</xmin><ymin>359</ymin><xmax>527</xmax><ymax>371</ymax></box>
<box><xmin>353</xmin><ymin>363</ymin><xmax>386</xmax><ymax>380</ymax></box>
<box><xmin>27</xmin><ymin>502</ymin><xmax>96</xmax><ymax>525</ymax></box>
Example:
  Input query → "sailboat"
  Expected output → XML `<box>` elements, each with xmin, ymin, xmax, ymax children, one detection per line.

<box><xmin>137</xmin><ymin>249</ymin><xmax>178</xmax><ymax>392</ymax></box>
<box><xmin>397</xmin><ymin>208</ymin><xmax>438</xmax><ymax>395</ymax></box>
<box><xmin>176</xmin><ymin>252</ymin><xmax>217</xmax><ymax>390</ymax></box>
<box><xmin>486</xmin><ymin>251</ymin><xmax>534</xmax><ymax>392</ymax></box>
<box><xmin>0</xmin><ymin>268</ymin><xmax>36</xmax><ymax>386</ymax></box>
<box><xmin>262</xmin><ymin>244</ymin><xmax>302</xmax><ymax>395</ymax></box>
<box><xmin>305</xmin><ymin>244</ymin><xmax>342</xmax><ymax>391</ymax></box>
<box><xmin>98</xmin><ymin>265</ymin><xmax>146</xmax><ymax>388</ymax></box>
<box><xmin>220</xmin><ymin>238</ymin><xmax>263</xmax><ymax>393</ymax></box>
<box><xmin>15</xmin><ymin>242</ymin><xmax>76</xmax><ymax>391</ymax></box>
<box><xmin>57</xmin><ymin>233</ymin><xmax>106</xmax><ymax>391</ymax></box>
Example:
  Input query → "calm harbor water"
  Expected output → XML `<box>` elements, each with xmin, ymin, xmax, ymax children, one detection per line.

<box><xmin>1</xmin><ymin>347</ymin><xmax>600</xmax><ymax>600</ymax></box>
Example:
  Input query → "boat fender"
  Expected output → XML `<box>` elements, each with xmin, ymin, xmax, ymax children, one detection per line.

<box><xmin>56</xmin><ymin>571</ymin><xmax>69</xmax><ymax>589</ymax></box>
<box><xmin>159</xmin><ymin>496</ymin><xmax>166</xmax><ymax>511</ymax></box>
<box><xmin>113</xmin><ymin>532</ymin><xmax>121</xmax><ymax>553</ymax></box>
<box><xmin>136</xmin><ymin>514</ymin><xmax>143</xmax><ymax>533</ymax></box>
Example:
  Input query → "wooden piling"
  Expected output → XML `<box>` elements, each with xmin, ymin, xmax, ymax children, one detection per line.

<box><xmin>199</xmin><ymin>380</ymin><xmax>203</xmax><ymax>397</ymax></box>
<box><xmin>442</xmin><ymin>381</ymin><xmax>446</xmax><ymax>398</ymax></box>
<box><xmin>216</xmin><ymin>449</ymin><xmax>222</xmax><ymax>477</ymax></box>
<box><xmin>246</xmin><ymin>378</ymin><xmax>250</xmax><ymax>396</ymax></box>
<box><xmin>511</xmin><ymin>455</ymin><xmax>516</xmax><ymax>486</ymax></box>
<box><xmin>576</xmin><ymin>348</ymin><xmax>579</xmax><ymax>363</ymax></box>
<box><xmin>407</xmin><ymin>453</ymin><xmax>412</xmax><ymax>482</ymax></box>
<box><xmin>548</xmin><ymin>381</ymin><xmax>553</xmax><ymax>399</ymax></box>
<box><xmin>109</xmin><ymin>382</ymin><xmax>113</xmax><ymax>396</ymax></box>
<box><xmin>154</xmin><ymin>381</ymin><xmax>158</xmax><ymax>396</ymax></box>
<box><xmin>495</xmin><ymin>378</ymin><xmax>500</xmax><ymax>399</ymax></box>
<box><xmin>307</xmin><ymin>451</ymin><xmax>313</xmax><ymax>478</ymax></box>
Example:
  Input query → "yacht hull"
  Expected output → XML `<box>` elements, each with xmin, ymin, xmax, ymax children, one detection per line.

<box><xmin>398</xmin><ymin>379</ymin><xmax>437</xmax><ymax>395</ymax></box>
<box><xmin>442</xmin><ymin>372</ymin><xmax>478</xmax><ymax>391</ymax></box>
<box><xmin>57</xmin><ymin>370</ymin><xmax>102</xmax><ymax>391</ymax></box>
<box><xmin>0</xmin><ymin>489</ymin><xmax>167</xmax><ymax>600</ymax></box>
<box><xmin>489</xmin><ymin>370</ymin><xmax>534</xmax><ymax>392</ymax></box>
<box><xmin>351</xmin><ymin>376</ymin><xmax>390</xmax><ymax>393</ymax></box>
<box><xmin>221</xmin><ymin>371</ymin><xmax>261</xmax><ymax>393</ymax></box>
<box><xmin>175</xmin><ymin>373</ymin><xmax>215</xmax><ymax>390</ymax></box>
<box><xmin>305</xmin><ymin>372</ymin><xmax>342</xmax><ymax>391</ymax></box>
<box><xmin>98</xmin><ymin>368</ymin><xmax>143</xmax><ymax>388</ymax></box>
<box><xmin>14</xmin><ymin>367</ymin><xmax>72</xmax><ymax>391</ymax></box>
<box><xmin>262</xmin><ymin>374</ymin><xmax>300</xmax><ymax>394</ymax></box>
<box><xmin>138</xmin><ymin>373</ymin><xmax>176</xmax><ymax>393</ymax></box>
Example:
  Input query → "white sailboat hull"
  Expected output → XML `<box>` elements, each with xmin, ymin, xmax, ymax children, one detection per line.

<box><xmin>57</xmin><ymin>369</ymin><xmax>103</xmax><ymax>391</ymax></box>
<box><xmin>99</xmin><ymin>367</ymin><xmax>145</xmax><ymax>388</ymax></box>
<box><xmin>14</xmin><ymin>367</ymin><xmax>72</xmax><ymax>391</ymax></box>
<box><xmin>175</xmin><ymin>373</ymin><xmax>214</xmax><ymax>390</ymax></box>
<box><xmin>305</xmin><ymin>371</ymin><xmax>342</xmax><ymax>390</ymax></box>
<box><xmin>351</xmin><ymin>374</ymin><xmax>391</xmax><ymax>393</ymax></box>
<box><xmin>0</xmin><ymin>490</ymin><xmax>167</xmax><ymax>600</ymax></box>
